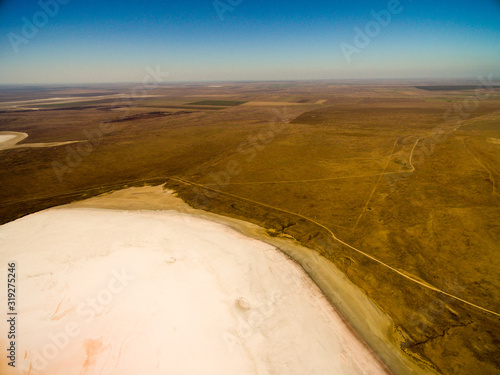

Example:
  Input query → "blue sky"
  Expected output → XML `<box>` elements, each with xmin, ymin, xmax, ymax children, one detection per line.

<box><xmin>0</xmin><ymin>0</ymin><xmax>499</xmax><ymax>83</ymax></box>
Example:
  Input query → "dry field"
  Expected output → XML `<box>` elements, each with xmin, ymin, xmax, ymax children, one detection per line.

<box><xmin>0</xmin><ymin>81</ymin><xmax>499</xmax><ymax>374</ymax></box>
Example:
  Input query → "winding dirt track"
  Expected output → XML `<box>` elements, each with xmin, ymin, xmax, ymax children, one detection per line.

<box><xmin>170</xmin><ymin>133</ymin><xmax>499</xmax><ymax>318</ymax></box>
<box><xmin>352</xmin><ymin>138</ymin><xmax>405</xmax><ymax>229</ymax></box>
<box><xmin>202</xmin><ymin>138</ymin><xmax>414</xmax><ymax>187</ymax></box>
<box><xmin>171</xmin><ymin>175</ymin><xmax>500</xmax><ymax>318</ymax></box>
<box><xmin>1</xmin><ymin>126</ymin><xmax>498</xmax><ymax>318</ymax></box>
<box><xmin>408</xmin><ymin>138</ymin><xmax>422</xmax><ymax>172</ymax></box>
<box><xmin>201</xmin><ymin>137</ymin><xmax>422</xmax><ymax>232</ymax></box>
<box><xmin>1</xmin><ymin>147</ymin><xmax>498</xmax><ymax>317</ymax></box>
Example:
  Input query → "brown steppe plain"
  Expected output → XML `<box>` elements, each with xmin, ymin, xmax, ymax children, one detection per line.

<box><xmin>0</xmin><ymin>81</ymin><xmax>499</xmax><ymax>374</ymax></box>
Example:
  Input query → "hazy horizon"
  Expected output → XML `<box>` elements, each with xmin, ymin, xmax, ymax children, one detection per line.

<box><xmin>2</xmin><ymin>77</ymin><xmax>500</xmax><ymax>88</ymax></box>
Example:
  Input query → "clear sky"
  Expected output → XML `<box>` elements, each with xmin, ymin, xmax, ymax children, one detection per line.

<box><xmin>0</xmin><ymin>0</ymin><xmax>499</xmax><ymax>84</ymax></box>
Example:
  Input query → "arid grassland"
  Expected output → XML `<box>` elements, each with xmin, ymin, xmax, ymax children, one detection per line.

<box><xmin>0</xmin><ymin>81</ymin><xmax>499</xmax><ymax>374</ymax></box>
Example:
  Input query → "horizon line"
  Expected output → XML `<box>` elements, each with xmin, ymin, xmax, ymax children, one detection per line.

<box><xmin>1</xmin><ymin>76</ymin><xmax>499</xmax><ymax>87</ymax></box>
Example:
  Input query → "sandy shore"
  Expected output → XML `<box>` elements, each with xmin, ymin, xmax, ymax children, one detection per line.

<box><xmin>0</xmin><ymin>131</ymin><xmax>83</xmax><ymax>151</ymax></box>
<box><xmin>0</xmin><ymin>134</ymin><xmax>17</xmax><ymax>143</ymax></box>
<box><xmin>63</xmin><ymin>185</ymin><xmax>433</xmax><ymax>375</ymax></box>
<box><xmin>0</xmin><ymin>132</ymin><xmax>28</xmax><ymax>150</ymax></box>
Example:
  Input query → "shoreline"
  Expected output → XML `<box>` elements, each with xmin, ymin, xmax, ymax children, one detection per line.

<box><xmin>0</xmin><ymin>131</ymin><xmax>82</xmax><ymax>151</ymax></box>
<box><xmin>1</xmin><ymin>191</ymin><xmax>391</xmax><ymax>374</ymax></box>
<box><xmin>65</xmin><ymin>185</ymin><xmax>435</xmax><ymax>375</ymax></box>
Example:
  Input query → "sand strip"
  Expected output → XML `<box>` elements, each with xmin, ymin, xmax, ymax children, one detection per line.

<box><xmin>0</xmin><ymin>131</ymin><xmax>83</xmax><ymax>151</ymax></box>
